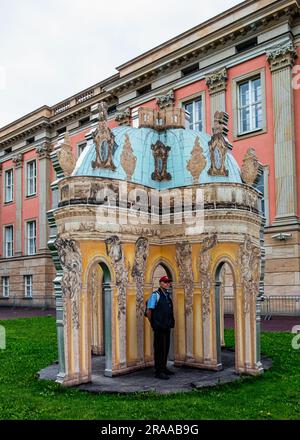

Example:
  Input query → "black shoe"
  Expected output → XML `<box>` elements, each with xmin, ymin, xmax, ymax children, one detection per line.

<box><xmin>164</xmin><ymin>368</ymin><xmax>175</xmax><ymax>375</ymax></box>
<box><xmin>155</xmin><ymin>372</ymin><xmax>170</xmax><ymax>380</ymax></box>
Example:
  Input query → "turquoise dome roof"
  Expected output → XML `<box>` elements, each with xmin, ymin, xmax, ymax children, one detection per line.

<box><xmin>73</xmin><ymin>126</ymin><xmax>242</xmax><ymax>189</ymax></box>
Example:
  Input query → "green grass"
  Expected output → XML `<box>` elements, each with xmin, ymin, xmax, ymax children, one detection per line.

<box><xmin>0</xmin><ymin>316</ymin><xmax>299</xmax><ymax>420</ymax></box>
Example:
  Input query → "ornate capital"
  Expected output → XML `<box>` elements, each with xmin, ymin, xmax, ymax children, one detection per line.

<box><xmin>267</xmin><ymin>42</ymin><xmax>297</xmax><ymax>72</ymax></box>
<box><xmin>156</xmin><ymin>89</ymin><xmax>175</xmax><ymax>109</ymax></box>
<box><xmin>176</xmin><ymin>242</ymin><xmax>194</xmax><ymax>316</ymax></box>
<box><xmin>205</xmin><ymin>68</ymin><xmax>227</xmax><ymax>95</ymax></box>
<box><xmin>36</xmin><ymin>141</ymin><xmax>52</xmax><ymax>159</ymax></box>
<box><xmin>115</xmin><ymin>107</ymin><xmax>131</xmax><ymax>126</ymax></box>
<box><xmin>12</xmin><ymin>153</ymin><xmax>24</xmax><ymax>168</ymax></box>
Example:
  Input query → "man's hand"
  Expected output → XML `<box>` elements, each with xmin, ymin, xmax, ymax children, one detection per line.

<box><xmin>146</xmin><ymin>309</ymin><xmax>152</xmax><ymax>322</ymax></box>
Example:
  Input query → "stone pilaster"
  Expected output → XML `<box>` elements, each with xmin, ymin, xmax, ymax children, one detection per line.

<box><xmin>12</xmin><ymin>153</ymin><xmax>23</xmax><ymax>256</ymax></box>
<box><xmin>205</xmin><ymin>68</ymin><xmax>227</xmax><ymax>130</ymax></box>
<box><xmin>36</xmin><ymin>141</ymin><xmax>52</xmax><ymax>252</ymax></box>
<box><xmin>267</xmin><ymin>41</ymin><xmax>298</xmax><ymax>225</ymax></box>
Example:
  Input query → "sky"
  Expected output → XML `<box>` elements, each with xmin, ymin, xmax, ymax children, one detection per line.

<box><xmin>0</xmin><ymin>0</ymin><xmax>242</xmax><ymax>128</ymax></box>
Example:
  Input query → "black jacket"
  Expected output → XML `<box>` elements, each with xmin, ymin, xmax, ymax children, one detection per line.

<box><xmin>151</xmin><ymin>288</ymin><xmax>175</xmax><ymax>330</ymax></box>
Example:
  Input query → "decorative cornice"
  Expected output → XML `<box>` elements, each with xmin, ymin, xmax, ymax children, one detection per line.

<box><xmin>156</xmin><ymin>89</ymin><xmax>175</xmax><ymax>109</ymax></box>
<box><xmin>205</xmin><ymin>68</ymin><xmax>228</xmax><ymax>95</ymax></box>
<box><xmin>267</xmin><ymin>41</ymin><xmax>297</xmax><ymax>72</ymax></box>
<box><xmin>36</xmin><ymin>141</ymin><xmax>52</xmax><ymax>159</ymax></box>
<box><xmin>12</xmin><ymin>153</ymin><xmax>24</xmax><ymax>168</ymax></box>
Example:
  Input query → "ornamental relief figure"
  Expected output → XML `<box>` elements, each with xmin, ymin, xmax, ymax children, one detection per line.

<box><xmin>92</xmin><ymin>102</ymin><xmax>116</xmax><ymax>171</ymax></box>
<box><xmin>57</xmin><ymin>133</ymin><xmax>76</xmax><ymax>177</ymax></box>
<box><xmin>240</xmin><ymin>148</ymin><xmax>259</xmax><ymax>185</ymax></box>
<box><xmin>151</xmin><ymin>140</ymin><xmax>172</xmax><ymax>182</ymax></box>
<box><xmin>238</xmin><ymin>235</ymin><xmax>261</xmax><ymax>314</ymax></box>
<box><xmin>199</xmin><ymin>234</ymin><xmax>218</xmax><ymax>318</ymax></box>
<box><xmin>187</xmin><ymin>136</ymin><xmax>206</xmax><ymax>183</ymax></box>
<box><xmin>132</xmin><ymin>237</ymin><xmax>149</xmax><ymax>319</ymax></box>
<box><xmin>120</xmin><ymin>133</ymin><xmax>137</xmax><ymax>181</ymax></box>
<box><xmin>176</xmin><ymin>242</ymin><xmax>194</xmax><ymax>316</ymax></box>
<box><xmin>54</xmin><ymin>236</ymin><xmax>82</xmax><ymax>329</ymax></box>
<box><xmin>105</xmin><ymin>235</ymin><xmax>129</xmax><ymax>319</ymax></box>
<box><xmin>208</xmin><ymin>111</ymin><xmax>231</xmax><ymax>177</ymax></box>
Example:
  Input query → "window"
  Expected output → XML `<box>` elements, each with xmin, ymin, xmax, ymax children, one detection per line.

<box><xmin>26</xmin><ymin>137</ymin><xmax>35</xmax><ymax>145</ymax></box>
<box><xmin>2</xmin><ymin>277</ymin><xmax>9</xmax><ymax>298</ymax></box>
<box><xmin>184</xmin><ymin>98</ymin><xmax>203</xmax><ymax>131</ymax></box>
<box><xmin>238</xmin><ymin>77</ymin><xmax>262</xmax><ymax>134</ymax></box>
<box><xmin>252</xmin><ymin>166</ymin><xmax>269</xmax><ymax>225</ymax></box>
<box><xmin>181</xmin><ymin>63</ymin><xmax>200</xmax><ymax>77</ymax></box>
<box><xmin>26</xmin><ymin>160</ymin><xmax>36</xmax><ymax>196</ymax></box>
<box><xmin>4</xmin><ymin>226</ymin><xmax>13</xmax><ymax>257</ymax></box>
<box><xmin>4</xmin><ymin>169</ymin><xmax>13</xmax><ymax>203</ymax></box>
<box><xmin>137</xmin><ymin>84</ymin><xmax>151</xmax><ymax>97</ymax></box>
<box><xmin>57</xmin><ymin>127</ymin><xmax>66</xmax><ymax>135</ymax></box>
<box><xmin>24</xmin><ymin>275</ymin><xmax>33</xmax><ymax>298</ymax></box>
<box><xmin>79</xmin><ymin>117</ymin><xmax>90</xmax><ymax>127</ymax></box>
<box><xmin>26</xmin><ymin>221</ymin><xmax>36</xmax><ymax>255</ymax></box>
<box><xmin>78</xmin><ymin>143</ymin><xmax>86</xmax><ymax>157</ymax></box>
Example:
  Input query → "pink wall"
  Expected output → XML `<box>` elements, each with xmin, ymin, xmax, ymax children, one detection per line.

<box><xmin>0</xmin><ymin>159</ymin><xmax>16</xmax><ymax>257</ymax></box>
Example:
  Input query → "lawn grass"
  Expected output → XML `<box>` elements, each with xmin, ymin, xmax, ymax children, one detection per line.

<box><xmin>0</xmin><ymin>316</ymin><xmax>299</xmax><ymax>420</ymax></box>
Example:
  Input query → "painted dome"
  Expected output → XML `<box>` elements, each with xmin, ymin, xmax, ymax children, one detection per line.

<box><xmin>73</xmin><ymin>124</ymin><xmax>242</xmax><ymax>190</ymax></box>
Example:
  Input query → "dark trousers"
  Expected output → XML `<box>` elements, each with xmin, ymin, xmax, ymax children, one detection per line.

<box><xmin>153</xmin><ymin>328</ymin><xmax>170</xmax><ymax>373</ymax></box>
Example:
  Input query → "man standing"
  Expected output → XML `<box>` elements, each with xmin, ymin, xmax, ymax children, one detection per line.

<box><xmin>146</xmin><ymin>275</ymin><xmax>175</xmax><ymax>379</ymax></box>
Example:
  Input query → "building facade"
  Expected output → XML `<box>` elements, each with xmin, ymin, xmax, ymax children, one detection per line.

<box><xmin>0</xmin><ymin>0</ymin><xmax>300</xmax><ymax>308</ymax></box>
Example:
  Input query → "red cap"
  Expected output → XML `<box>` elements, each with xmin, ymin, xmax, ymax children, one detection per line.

<box><xmin>159</xmin><ymin>275</ymin><xmax>172</xmax><ymax>283</ymax></box>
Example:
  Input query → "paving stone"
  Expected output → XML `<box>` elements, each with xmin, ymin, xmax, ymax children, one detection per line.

<box><xmin>38</xmin><ymin>349</ymin><xmax>272</xmax><ymax>395</ymax></box>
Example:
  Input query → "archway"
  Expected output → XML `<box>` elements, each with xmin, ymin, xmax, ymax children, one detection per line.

<box><xmin>215</xmin><ymin>260</ymin><xmax>237</xmax><ymax>370</ymax></box>
<box><xmin>87</xmin><ymin>260</ymin><xmax>112</xmax><ymax>377</ymax></box>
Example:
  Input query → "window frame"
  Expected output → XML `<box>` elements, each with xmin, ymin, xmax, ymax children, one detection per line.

<box><xmin>2</xmin><ymin>276</ymin><xmax>10</xmax><ymax>298</ymax></box>
<box><xmin>4</xmin><ymin>225</ymin><xmax>14</xmax><ymax>258</ymax></box>
<box><xmin>179</xmin><ymin>91</ymin><xmax>206</xmax><ymax>133</ymax></box>
<box><xmin>24</xmin><ymin>275</ymin><xmax>33</xmax><ymax>298</ymax></box>
<box><xmin>4</xmin><ymin>168</ymin><xmax>14</xmax><ymax>203</ymax></box>
<box><xmin>26</xmin><ymin>159</ymin><xmax>37</xmax><ymax>197</ymax></box>
<box><xmin>26</xmin><ymin>220</ymin><xmax>37</xmax><ymax>256</ymax></box>
<box><xmin>232</xmin><ymin>68</ymin><xmax>266</xmax><ymax>140</ymax></box>
<box><xmin>77</xmin><ymin>142</ymin><xmax>87</xmax><ymax>158</ymax></box>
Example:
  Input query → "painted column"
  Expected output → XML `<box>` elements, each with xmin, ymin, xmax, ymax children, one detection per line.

<box><xmin>205</xmin><ymin>68</ymin><xmax>227</xmax><ymax>130</ymax></box>
<box><xmin>267</xmin><ymin>42</ymin><xmax>298</xmax><ymax>225</ymax></box>
<box><xmin>12</xmin><ymin>153</ymin><xmax>23</xmax><ymax>256</ymax></box>
<box><xmin>103</xmin><ymin>283</ymin><xmax>112</xmax><ymax>376</ymax></box>
<box><xmin>36</xmin><ymin>141</ymin><xmax>52</xmax><ymax>251</ymax></box>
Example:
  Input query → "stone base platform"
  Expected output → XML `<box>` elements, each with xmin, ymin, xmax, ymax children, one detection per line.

<box><xmin>38</xmin><ymin>349</ymin><xmax>272</xmax><ymax>395</ymax></box>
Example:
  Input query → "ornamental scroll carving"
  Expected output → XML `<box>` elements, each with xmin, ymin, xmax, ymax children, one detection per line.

<box><xmin>92</xmin><ymin>102</ymin><xmax>116</xmax><ymax>171</ymax></box>
<box><xmin>132</xmin><ymin>237</ymin><xmax>149</xmax><ymax>319</ymax></box>
<box><xmin>241</xmin><ymin>148</ymin><xmax>259</xmax><ymax>185</ymax></box>
<box><xmin>205</xmin><ymin>68</ymin><xmax>227</xmax><ymax>95</ymax></box>
<box><xmin>187</xmin><ymin>136</ymin><xmax>206</xmax><ymax>183</ymax></box>
<box><xmin>176</xmin><ymin>242</ymin><xmax>194</xmax><ymax>316</ymax></box>
<box><xmin>151</xmin><ymin>140</ymin><xmax>172</xmax><ymax>182</ymax></box>
<box><xmin>156</xmin><ymin>89</ymin><xmax>175</xmax><ymax>109</ymax></box>
<box><xmin>208</xmin><ymin>111</ymin><xmax>231</xmax><ymax>177</ymax></box>
<box><xmin>267</xmin><ymin>42</ymin><xmax>297</xmax><ymax>72</ymax></box>
<box><xmin>120</xmin><ymin>133</ymin><xmax>137</xmax><ymax>181</ymax></box>
<box><xmin>54</xmin><ymin>236</ymin><xmax>82</xmax><ymax>329</ymax></box>
<box><xmin>57</xmin><ymin>133</ymin><xmax>76</xmax><ymax>177</ymax></box>
<box><xmin>199</xmin><ymin>234</ymin><xmax>218</xmax><ymax>318</ymax></box>
<box><xmin>105</xmin><ymin>235</ymin><xmax>129</xmax><ymax>320</ymax></box>
<box><xmin>238</xmin><ymin>235</ymin><xmax>261</xmax><ymax>314</ymax></box>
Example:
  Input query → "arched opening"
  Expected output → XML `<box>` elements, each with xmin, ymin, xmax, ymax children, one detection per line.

<box><xmin>87</xmin><ymin>260</ymin><xmax>112</xmax><ymax>377</ymax></box>
<box><xmin>151</xmin><ymin>262</ymin><xmax>175</xmax><ymax>362</ymax></box>
<box><xmin>215</xmin><ymin>261</ymin><xmax>236</xmax><ymax>369</ymax></box>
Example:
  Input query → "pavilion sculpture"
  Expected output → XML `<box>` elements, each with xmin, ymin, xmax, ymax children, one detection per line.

<box><xmin>48</xmin><ymin>104</ymin><xmax>264</xmax><ymax>386</ymax></box>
